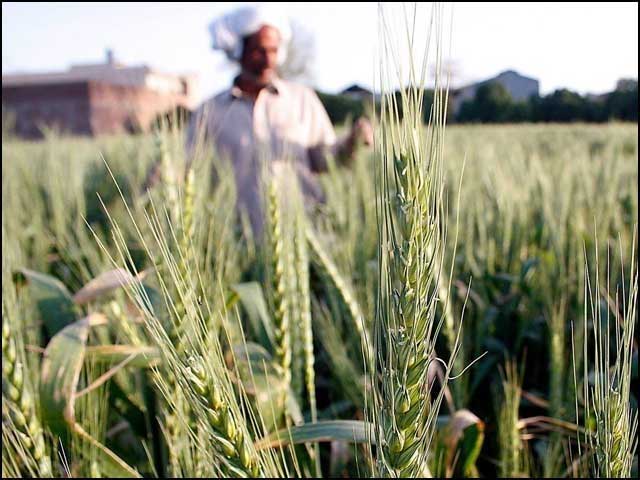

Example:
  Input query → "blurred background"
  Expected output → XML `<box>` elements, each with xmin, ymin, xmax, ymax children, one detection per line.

<box><xmin>2</xmin><ymin>2</ymin><xmax>638</xmax><ymax>138</ymax></box>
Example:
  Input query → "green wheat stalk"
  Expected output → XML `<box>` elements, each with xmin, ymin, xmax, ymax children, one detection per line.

<box><xmin>372</xmin><ymin>4</ymin><xmax>455</xmax><ymax>477</ymax></box>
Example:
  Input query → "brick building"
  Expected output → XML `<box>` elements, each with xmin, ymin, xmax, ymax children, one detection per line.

<box><xmin>2</xmin><ymin>51</ymin><xmax>198</xmax><ymax>138</ymax></box>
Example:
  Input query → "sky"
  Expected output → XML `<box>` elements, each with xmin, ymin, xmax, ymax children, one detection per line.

<box><xmin>2</xmin><ymin>2</ymin><xmax>638</xmax><ymax>103</ymax></box>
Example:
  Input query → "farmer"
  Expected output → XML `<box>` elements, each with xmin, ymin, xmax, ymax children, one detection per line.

<box><xmin>185</xmin><ymin>5</ymin><xmax>373</xmax><ymax>236</ymax></box>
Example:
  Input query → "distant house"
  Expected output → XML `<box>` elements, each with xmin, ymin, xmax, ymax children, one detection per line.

<box><xmin>2</xmin><ymin>50</ymin><xmax>198</xmax><ymax>138</ymax></box>
<box><xmin>451</xmin><ymin>70</ymin><xmax>539</xmax><ymax>115</ymax></box>
<box><xmin>340</xmin><ymin>84</ymin><xmax>380</xmax><ymax>103</ymax></box>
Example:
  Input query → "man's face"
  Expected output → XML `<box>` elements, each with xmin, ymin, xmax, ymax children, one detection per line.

<box><xmin>240</xmin><ymin>25</ymin><xmax>281</xmax><ymax>85</ymax></box>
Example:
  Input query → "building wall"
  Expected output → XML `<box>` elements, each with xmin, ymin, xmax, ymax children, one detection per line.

<box><xmin>88</xmin><ymin>82</ymin><xmax>191</xmax><ymax>134</ymax></box>
<box><xmin>493</xmin><ymin>71</ymin><xmax>539</xmax><ymax>102</ymax></box>
<box><xmin>2</xmin><ymin>80</ymin><xmax>192</xmax><ymax>138</ymax></box>
<box><xmin>2</xmin><ymin>82</ymin><xmax>92</xmax><ymax>138</ymax></box>
<box><xmin>451</xmin><ymin>70</ymin><xmax>540</xmax><ymax>115</ymax></box>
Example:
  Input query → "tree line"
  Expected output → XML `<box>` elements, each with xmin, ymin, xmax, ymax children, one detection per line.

<box><xmin>317</xmin><ymin>78</ymin><xmax>638</xmax><ymax>124</ymax></box>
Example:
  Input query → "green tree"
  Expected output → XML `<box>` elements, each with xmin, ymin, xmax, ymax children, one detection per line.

<box><xmin>316</xmin><ymin>91</ymin><xmax>365</xmax><ymax>125</ymax></box>
<box><xmin>606</xmin><ymin>79</ymin><xmax>638</xmax><ymax>121</ymax></box>
<box><xmin>457</xmin><ymin>82</ymin><xmax>515</xmax><ymax>123</ymax></box>
<box><xmin>531</xmin><ymin>89</ymin><xmax>587</xmax><ymax>122</ymax></box>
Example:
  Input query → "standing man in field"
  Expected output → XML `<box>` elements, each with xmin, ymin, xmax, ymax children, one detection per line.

<box><xmin>186</xmin><ymin>5</ymin><xmax>373</xmax><ymax>236</ymax></box>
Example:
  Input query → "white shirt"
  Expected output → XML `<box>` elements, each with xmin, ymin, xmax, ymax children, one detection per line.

<box><xmin>186</xmin><ymin>77</ymin><xmax>337</xmax><ymax>236</ymax></box>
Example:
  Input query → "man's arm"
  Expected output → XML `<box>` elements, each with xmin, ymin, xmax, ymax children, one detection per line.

<box><xmin>306</xmin><ymin>89</ymin><xmax>373</xmax><ymax>173</ymax></box>
<box><xmin>184</xmin><ymin>104</ymin><xmax>208</xmax><ymax>176</ymax></box>
<box><xmin>333</xmin><ymin>117</ymin><xmax>374</xmax><ymax>165</ymax></box>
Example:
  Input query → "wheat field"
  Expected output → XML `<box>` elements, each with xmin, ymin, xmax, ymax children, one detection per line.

<box><xmin>1</xmin><ymin>10</ymin><xmax>638</xmax><ymax>477</ymax></box>
<box><xmin>2</xmin><ymin>117</ymin><xmax>637</xmax><ymax>478</ymax></box>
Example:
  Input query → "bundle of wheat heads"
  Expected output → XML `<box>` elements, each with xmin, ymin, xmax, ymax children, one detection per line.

<box><xmin>369</xmin><ymin>4</ymin><xmax>458</xmax><ymax>478</ymax></box>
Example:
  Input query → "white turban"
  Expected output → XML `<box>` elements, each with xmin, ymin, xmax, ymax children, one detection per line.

<box><xmin>208</xmin><ymin>5</ymin><xmax>292</xmax><ymax>64</ymax></box>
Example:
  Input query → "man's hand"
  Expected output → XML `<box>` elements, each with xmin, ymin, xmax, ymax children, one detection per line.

<box><xmin>334</xmin><ymin>116</ymin><xmax>374</xmax><ymax>166</ymax></box>
<box><xmin>351</xmin><ymin>116</ymin><xmax>374</xmax><ymax>147</ymax></box>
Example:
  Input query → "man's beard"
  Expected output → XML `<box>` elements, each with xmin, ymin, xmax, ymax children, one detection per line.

<box><xmin>242</xmin><ymin>68</ymin><xmax>277</xmax><ymax>86</ymax></box>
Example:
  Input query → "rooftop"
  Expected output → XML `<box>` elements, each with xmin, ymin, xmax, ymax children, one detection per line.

<box><xmin>2</xmin><ymin>49</ymin><xmax>196</xmax><ymax>91</ymax></box>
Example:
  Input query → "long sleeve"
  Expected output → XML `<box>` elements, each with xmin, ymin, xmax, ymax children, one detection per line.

<box><xmin>306</xmin><ymin>89</ymin><xmax>338</xmax><ymax>173</ymax></box>
<box><xmin>184</xmin><ymin>104</ymin><xmax>210</xmax><ymax>173</ymax></box>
